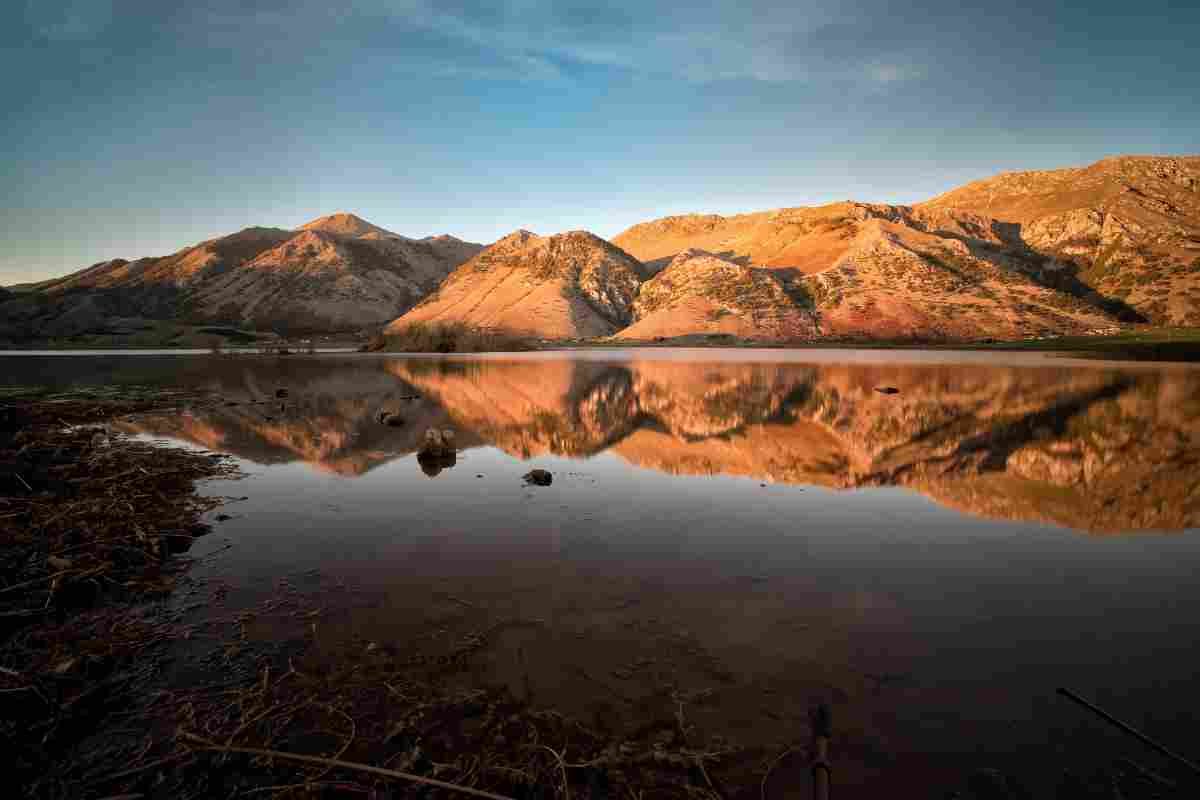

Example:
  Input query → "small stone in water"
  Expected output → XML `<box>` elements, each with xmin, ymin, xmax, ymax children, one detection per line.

<box><xmin>523</xmin><ymin>469</ymin><xmax>552</xmax><ymax>486</ymax></box>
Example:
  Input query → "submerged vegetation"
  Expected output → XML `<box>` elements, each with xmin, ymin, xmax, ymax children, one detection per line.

<box><xmin>361</xmin><ymin>322</ymin><xmax>534</xmax><ymax>353</ymax></box>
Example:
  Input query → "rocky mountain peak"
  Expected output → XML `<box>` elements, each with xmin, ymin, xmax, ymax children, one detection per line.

<box><xmin>299</xmin><ymin>212</ymin><xmax>397</xmax><ymax>239</ymax></box>
<box><xmin>489</xmin><ymin>229</ymin><xmax>541</xmax><ymax>250</ymax></box>
<box><xmin>665</xmin><ymin>248</ymin><xmax>722</xmax><ymax>268</ymax></box>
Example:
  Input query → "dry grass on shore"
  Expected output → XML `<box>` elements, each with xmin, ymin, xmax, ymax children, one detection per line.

<box><xmin>0</xmin><ymin>389</ymin><xmax>240</xmax><ymax>791</ymax></box>
<box><xmin>361</xmin><ymin>322</ymin><xmax>534</xmax><ymax>354</ymax></box>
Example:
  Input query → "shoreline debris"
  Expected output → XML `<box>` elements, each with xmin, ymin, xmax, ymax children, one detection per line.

<box><xmin>0</xmin><ymin>389</ymin><xmax>242</xmax><ymax>794</ymax></box>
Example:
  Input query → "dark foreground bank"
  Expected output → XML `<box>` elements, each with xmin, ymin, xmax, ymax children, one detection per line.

<box><xmin>0</xmin><ymin>388</ymin><xmax>240</xmax><ymax>794</ymax></box>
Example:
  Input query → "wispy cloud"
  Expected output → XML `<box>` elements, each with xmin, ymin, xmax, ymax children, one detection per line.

<box><xmin>865</xmin><ymin>62</ymin><xmax>928</xmax><ymax>84</ymax></box>
<box><xmin>391</xmin><ymin>1</ymin><xmax>844</xmax><ymax>83</ymax></box>
<box><xmin>19</xmin><ymin>0</ymin><xmax>929</xmax><ymax>87</ymax></box>
<box><xmin>371</xmin><ymin>1</ymin><xmax>931</xmax><ymax>86</ymax></box>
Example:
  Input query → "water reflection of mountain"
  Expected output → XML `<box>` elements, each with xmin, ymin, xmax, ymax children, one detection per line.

<box><xmin>119</xmin><ymin>360</ymin><xmax>479</xmax><ymax>476</ymax></box>
<box><xmin>128</xmin><ymin>357</ymin><xmax>1200</xmax><ymax>532</ymax></box>
<box><xmin>391</xmin><ymin>359</ymin><xmax>1200</xmax><ymax>534</ymax></box>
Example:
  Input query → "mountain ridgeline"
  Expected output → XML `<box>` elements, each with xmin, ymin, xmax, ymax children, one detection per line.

<box><xmin>4</xmin><ymin>155</ymin><xmax>1199</xmax><ymax>344</ymax></box>
<box><xmin>387</xmin><ymin>155</ymin><xmax>1200</xmax><ymax>341</ymax></box>
<box><xmin>0</xmin><ymin>213</ymin><xmax>484</xmax><ymax>341</ymax></box>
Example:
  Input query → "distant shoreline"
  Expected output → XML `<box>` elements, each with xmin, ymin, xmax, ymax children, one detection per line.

<box><xmin>2</xmin><ymin>328</ymin><xmax>1199</xmax><ymax>362</ymax></box>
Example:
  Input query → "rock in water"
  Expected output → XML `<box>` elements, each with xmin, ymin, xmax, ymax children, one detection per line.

<box><xmin>417</xmin><ymin>430</ymin><xmax>457</xmax><ymax>476</ymax></box>
<box><xmin>874</xmin><ymin>386</ymin><xmax>900</xmax><ymax>395</ymax></box>
<box><xmin>523</xmin><ymin>469</ymin><xmax>553</xmax><ymax>486</ymax></box>
<box><xmin>419</xmin><ymin>428</ymin><xmax>456</xmax><ymax>457</ymax></box>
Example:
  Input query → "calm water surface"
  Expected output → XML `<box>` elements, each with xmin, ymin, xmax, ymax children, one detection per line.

<box><xmin>5</xmin><ymin>349</ymin><xmax>1199</xmax><ymax>795</ymax></box>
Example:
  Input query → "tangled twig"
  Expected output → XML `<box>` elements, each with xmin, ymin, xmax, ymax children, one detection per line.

<box><xmin>180</xmin><ymin>735</ymin><xmax>516</xmax><ymax>800</ymax></box>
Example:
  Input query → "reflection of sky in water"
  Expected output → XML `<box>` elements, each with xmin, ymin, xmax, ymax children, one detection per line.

<box><xmin>165</xmin><ymin>438</ymin><xmax>1200</xmax><ymax>710</ymax></box>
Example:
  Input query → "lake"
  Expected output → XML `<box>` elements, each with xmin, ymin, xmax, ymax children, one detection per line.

<box><xmin>5</xmin><ymin>349</ymin><xmax>1199</xmax><ymax>796</ymax></box>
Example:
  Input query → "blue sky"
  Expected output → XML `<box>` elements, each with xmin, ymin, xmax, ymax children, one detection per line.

<box><xmin>3</xmin><ymin>0</ymin><xmax>1199</xmax><ymax>284</ymax></box>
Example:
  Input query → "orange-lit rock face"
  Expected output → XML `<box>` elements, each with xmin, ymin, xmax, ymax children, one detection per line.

<box><xmin>611</xmin><ymin>157</ymin><xmax>1200</xmax><ymax>334</ymax></box>
<box><xmin>125</xmin><ymin>356</ymin><xmax>1200</xmax><ymax>534</ymax></box>
<box><xmin>386</xmin><ymin>230</ymin><xmax>646</xmax><ymax>338</ymax></box>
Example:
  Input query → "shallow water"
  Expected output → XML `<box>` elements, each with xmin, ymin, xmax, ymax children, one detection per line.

<box><xmin>5</xmin><ymin>349</ymin><xmax>1200</xmax><ymax>794</ymax></box>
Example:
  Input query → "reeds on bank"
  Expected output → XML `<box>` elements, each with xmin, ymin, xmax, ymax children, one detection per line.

<box><xmin>360</xmin><ymin>322</ymin><xmax>534</xmax><ymax>353</ymax></box>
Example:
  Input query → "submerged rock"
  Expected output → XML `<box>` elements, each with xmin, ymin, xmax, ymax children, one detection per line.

<box><xmin>523</xmin><ymin>468</ymin><xmax>553</xmax><ymax>486</ymax></box>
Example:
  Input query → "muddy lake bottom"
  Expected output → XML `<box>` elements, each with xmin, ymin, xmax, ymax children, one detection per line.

<box><xmin>3</xmin><ymin>349</ymin><xmax>1200</xmax><ymax>798</ymax></box>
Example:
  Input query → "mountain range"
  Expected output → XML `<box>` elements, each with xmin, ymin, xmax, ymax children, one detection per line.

<box><xmin>3</xmin><ymin>155</ymin><xmax>1198</xmax><ymax>344</ymax></box>
<box><xmin>0</xmin><ymin>213</ymin><xmax>482</xmax><ymax>341</ymax></box>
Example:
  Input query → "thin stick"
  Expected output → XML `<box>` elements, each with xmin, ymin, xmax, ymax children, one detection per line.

<box><xmin>182</xmin><ymin>738</ymin><xmax>515</xmax><ymax>800</ymax></box>
<box><xmin>0</xmin><ymin>569</ymin><xmax>73</xmax><ymax>595</ymax></box>
<box><xmin>760</xmin><ymin>746</ymin><xmax>800</xmax><ymax>800</ymax></box>
<box><xmin>1117</xmin><ymin>757</ymin><xmax>1177</xmax><ymax>789</ymax></box>
<box><xmin>15</xmin><ymin>473</ymin><xmax>33</xmax><ymax>492</ymax></box>
<box><xmin>309</xmin><ymin>705</ymin><xmax>356</xmax><ymax>783</ymax></box>
<box><xmin>1057</xmin><ymin>687</ymin><xmax>1200</xmax><ymax>778</ymax></box>
<box><xmin>94</xmin><ymin>753</ymin><xmax>192</xmax><ymax>785</ymax></box>
<box><xmin>541</xmin><ymin>746</ymin><xmax>570</xmax><ymax>800</ymax></box>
